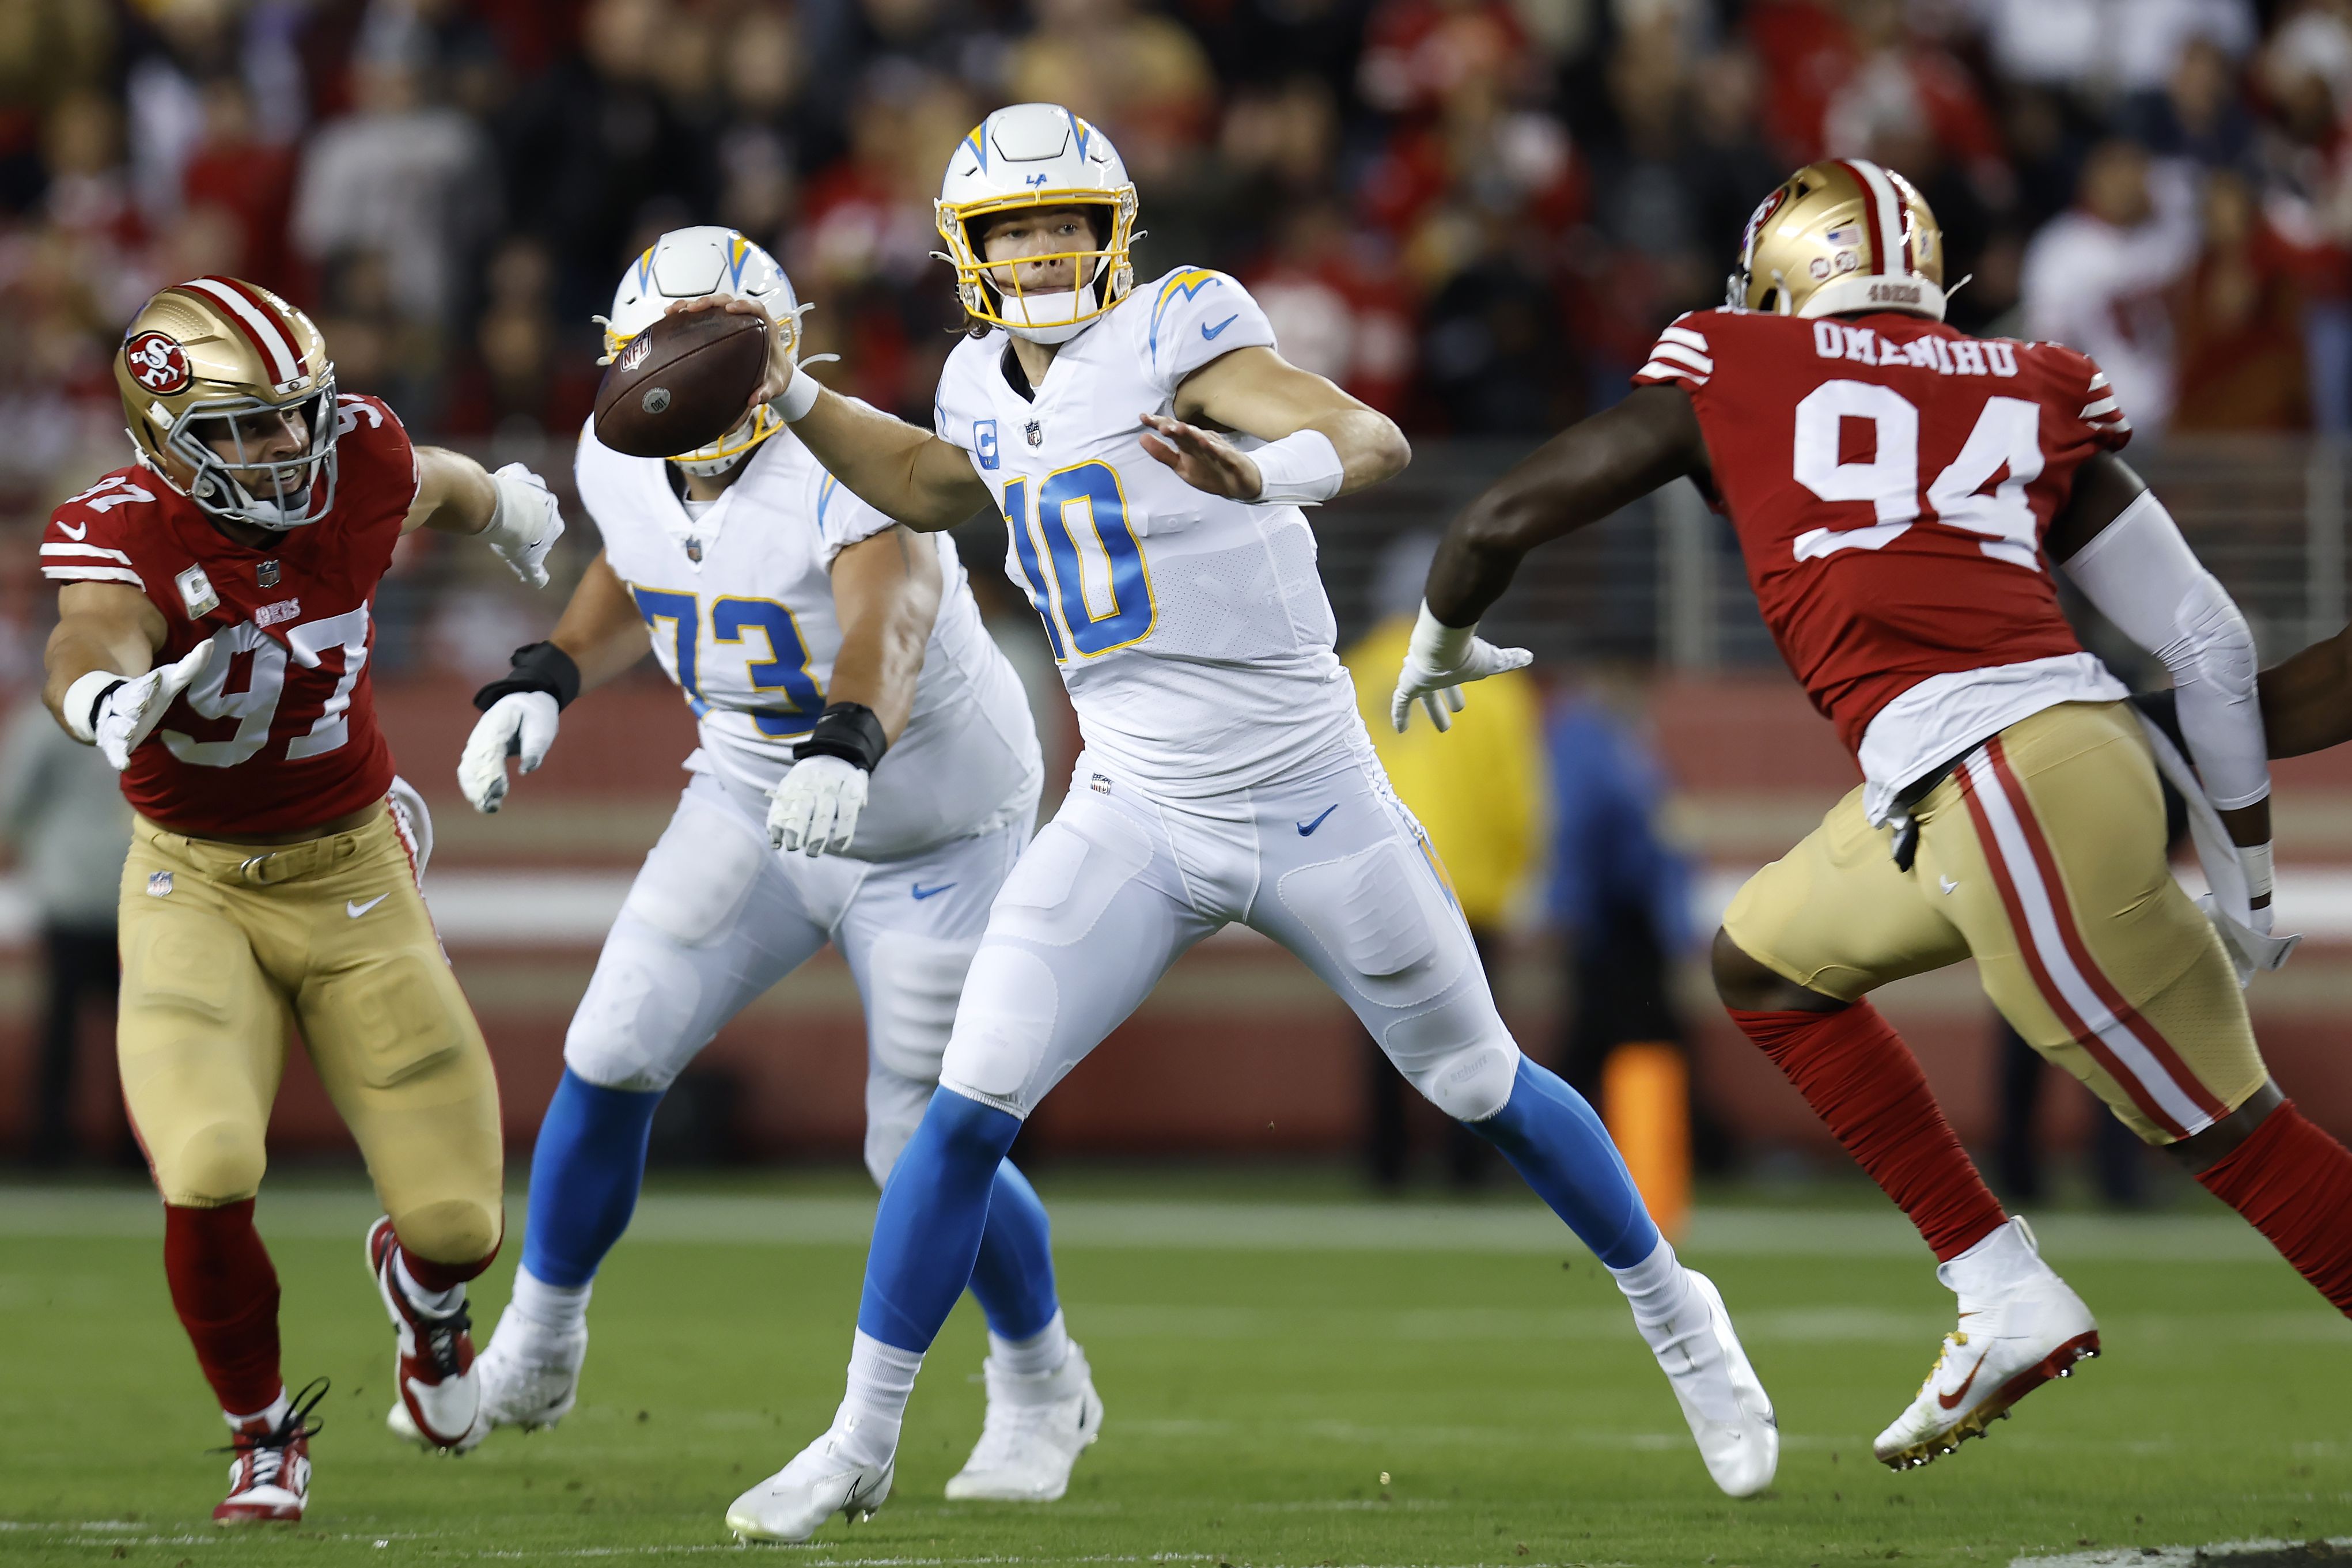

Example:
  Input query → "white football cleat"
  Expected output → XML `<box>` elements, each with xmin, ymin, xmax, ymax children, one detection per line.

<box><xmin>725</xmin><ymin>1421</ymin><xmax>895</xmax><ymax>1543</ymax></box>
<box><xmin>479</xmin><ymin>1305</ymin><xmax>588</xmax><ymax>1430</ymax></box>
<box><xmin>1874</xmin><ymin>1217</ymin><xmax>2100</xmax><ymax>1470</ymax></box>
<box><xmin>1644</xmin><ymin>1268</ymin><xmax>1778</xmax><ymax>1497</ymax></box>
<box><xmin>945</xmin><ymin>1343</ymin><xmax>1105</xmax><ymax>1502</ymax></box>
<box><xmin>365</xmin><ymin>1217</ymin><xmax>486</xmax><ymax>1453</ymax></box>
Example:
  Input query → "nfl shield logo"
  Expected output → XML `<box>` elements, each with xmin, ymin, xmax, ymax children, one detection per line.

<box><xmin>146</xmin><ymin>871</ymin><xmax>173</xmax><ymax>898</ymax></box>
<box><xmin>257</xmin><ymin>559</ymin><xmax>279</xmax><ymax>588</ymax></box>
<box><xmin>1024</xmin><ymin>419</ymin><xmax>1043</xmax><ymax>447</ymax></box>
<box><xmin>684</xmin><ymin>537</ymin><xmax>703</xmax><ymax>563</ymax></box>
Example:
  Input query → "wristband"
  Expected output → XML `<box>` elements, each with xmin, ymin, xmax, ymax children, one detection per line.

<box><xmin>62</xmin><ymin>670</ymin><xmax>124</xmax><ymax>744</ymax></box>
<box><xmin>794</xmin><ymin>701</ymin><xmax>887</xmax><ymax>772</ymax></box>
<box><xmin>472</xmin><ymin>642</ymin><xmax>581</xmax><ymax>712</ymax></box>
<box><xmin>1407</xmin><ymin>602</ymin><xmax>1476</xmax><ymax>668</ymax></box>
<box><xmin>1249</xmin><ymin>429</ymin><xmax>1344</xmax><ymax>506</ymax></box>
<box><xmin>774</xmin><ymin>363</ymin><xmax>826</xmax><ymax>423</ymax></box>
<box><xmin>2241</xmin><ymin>840</ymin><xmax>2275</xmax><ymax>905</ymax></box>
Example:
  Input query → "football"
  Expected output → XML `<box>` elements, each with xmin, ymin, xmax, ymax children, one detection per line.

<box><xmin>593</xmin><ymin>306</ymin><xmax>769</xmax><ymax>459</ymax></box>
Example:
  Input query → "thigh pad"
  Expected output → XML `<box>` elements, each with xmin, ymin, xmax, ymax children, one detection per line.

<box><xmin>623</xmin><ymin>793</ymin><xmax>770</xmax><ymax>946</ymax></box>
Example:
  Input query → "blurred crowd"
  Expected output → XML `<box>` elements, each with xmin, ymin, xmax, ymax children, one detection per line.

<box><xmin>3</xmin><ymin>1</ymin><xmax>2352</xmax><ymax>540</ymax></box>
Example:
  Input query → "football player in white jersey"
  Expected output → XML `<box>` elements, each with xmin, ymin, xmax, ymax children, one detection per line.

<box><xmin>697</xmin><ymin>108</ymin><xmax>1779</xmax><ymax>1542</ymax></box>
<box><xmin>430</xmin><ymin>228</ymin><xmax>1101</xmax><ymax>1499</ymax></box>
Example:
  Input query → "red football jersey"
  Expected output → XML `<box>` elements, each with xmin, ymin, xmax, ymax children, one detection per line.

<box><xmin>1633</xmin><ymin>309</ymin><xmax>2131</xmax><ymax>756</ymax></box>
<box><xmin>41</xmin><ymin>394</ymin><xmax>420</xmax><ymax>836</ymax></box>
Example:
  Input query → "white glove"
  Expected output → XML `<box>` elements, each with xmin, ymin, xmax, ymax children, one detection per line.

<box><xmin>482</xmin><ymin>464</ymin><xmax>565</xmax><ymax>589</ymax></box>
<box><xmin>72</xmin><ymin>640</ymin><xmax>216</xmax><ymax>770</ymax></box>
<box><xmin>457</xmin><ymin>691</ymin><xmax>559</xmax><ymax>813</ymax></box>
<box><xmin>767</xmin><ymin>754</ymin><xmax>868</xmax><ymax>855</ymax></box>
<box><xmin>1389</xmin><ymin>602</ymin><xmax>1532</xmax><ymax>733</ymax></box>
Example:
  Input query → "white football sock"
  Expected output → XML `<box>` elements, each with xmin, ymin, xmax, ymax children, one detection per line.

<box><xmin>834</xmin><ymin>1330</ymin><xmax>923</xmax><ymax>1467</ymax></box>
<box><xmin>989</xmin><ymin>1309</ymin><xmax>1071</xmax><ymax>1378</ymax></box>
<box><xmin>224</xmin><ymin>1387</ymin><xmax>290</xmax><ymax>1431</ymax></box>
<box><xmin>393</xmin><ymin>1251</ymin><xmax>464</xmax><ymax>1317</ymax></box>
<box><xmin>1608</xmin><ymin>1236</ymin><xmax>1692</xmax><ymax>1328</ymax></box>
<box><xmin>507</xmin><ymin>1267</ymin><xmax>593</xmax><ymax>1334</ymax></box>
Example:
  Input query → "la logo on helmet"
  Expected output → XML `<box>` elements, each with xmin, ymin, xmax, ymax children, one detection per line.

<box><xmin>126</xmin><ymin>331</ymin><xmax>191</xmax><ymax>395</ymax></box>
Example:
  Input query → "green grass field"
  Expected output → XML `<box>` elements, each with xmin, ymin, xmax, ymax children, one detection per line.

<box><xmin>2</xmin><ymin>1175</ymin><xmax>2347</xmax><ymax>1567</ymax></box>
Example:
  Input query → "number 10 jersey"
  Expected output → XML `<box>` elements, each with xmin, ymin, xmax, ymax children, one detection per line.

<box><xmin>1634</xmin><ymin>308</ymin><xmax>2134</xmax><ymax>820</ymax></box>
<box><xmin>931</xmin><ymin>267</ymin><xmax>1361</xmax><ymax>798</ymax></box>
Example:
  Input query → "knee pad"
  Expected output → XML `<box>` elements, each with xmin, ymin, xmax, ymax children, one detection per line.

<box><xmin>389</xmin><ymin>1196</ymin><xmax>502</xmax><ymax>1267</ymax></box>
<box><xmin>622</xmin><ymin>798</ymin><xmax>768</xmax><ymax>946</ymax></box>
<box><xmin>938</xmin><ymin>943</ymin><xmax>1061</xmax><ymax>1112</ymax></box>
<box><xmin>1381</xmin><ymin>992</ymin><xmax>1522</xmax><ymax>1122</ymax></box>
<box><xmin>1277</xmin><ymin>840</ymin><xmax>1465</xmax><ymax>1008</ymax></box>
<box><xmin>158</xmin><ymin>1119</ymin><xmax>267</xmax><ymax>1206</ymax></box>
<box><xmin>865</xmin><ymin>933</ymin><xmax>979</xmax><ymax>1085</ymax></box>
<box><xmin>564</xmin><ymin>918</ymin><xmax>711</xmax><ymax>1093</ymax></box>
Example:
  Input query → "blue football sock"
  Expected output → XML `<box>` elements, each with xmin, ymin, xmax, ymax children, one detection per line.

<box><xmin>521</xmin><ymin>1069</ymin><xmax>662</xmax><ymax>1289</ymax></box>
<box><xmin>968</xmin><ymin>1158</ymin><xmax>1060</xmax><ymax>1342</ymax></box>
<box><xmin>1469</xmin><ymin>1058</ymin><xmax>1661</xmax><ymax>1268</ymax></box>
<box><xmin>858</xmin><ymin>1086</ymin><xmax>1021</xmax><ymax>1353</ymax></box>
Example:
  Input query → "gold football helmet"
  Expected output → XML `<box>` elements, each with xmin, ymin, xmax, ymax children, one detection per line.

<box><xmin>116</xmin><ymin>276</ymin><xmax>339</xmax><ymax>531</ymax></box>
<box><xmin>1726</xmin><ymin>160</ymin><xmax>1946</xmax><ymax>322</ymax></box>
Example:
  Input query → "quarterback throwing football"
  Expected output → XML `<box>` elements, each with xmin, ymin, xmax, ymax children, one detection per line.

<box><xmin>440</xmin><ymin>228</ymin><xmax>1099</xmax><ymax>1503</ymax></box>
<box><xmin>1402</xmin><ymin>160</ymin><xmax>2352</xmax><ymax>1469</ymax></box>
<box><xmin>40</xmin><ymin>277</ymin><xmax>562</xmax><ymax>1520</ymax></box>
<box><xmin>696</xmin><ymin>104</ymin><xmax>1778</xmax><ymax>1542</ymax></box>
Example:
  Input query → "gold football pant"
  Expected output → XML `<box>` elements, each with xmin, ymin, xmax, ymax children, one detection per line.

<box><xmin>117</xmin><ymin>802</ymin><xmax>503</xmax><ymax>1263</ymax></box>
<box><xmin>1723</xmin><ymin>700</ymin><xmax>2265</xmax><ymax>1145</ymax></box>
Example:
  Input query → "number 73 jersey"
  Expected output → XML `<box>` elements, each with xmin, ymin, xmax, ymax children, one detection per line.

<box><xmin>1635</xmin><ymin>308</ymin><xmax>2133</xmax><ymax>816</ymax></box>
<box><xmin>931</xmin><ymin>268</ymin><xmax>1359</xmax><ymax>797</ymax></box>
<box><xmin>40</xmin><ymin>394</ymin><xmax>415</xmax><ymax>836</ymax></box>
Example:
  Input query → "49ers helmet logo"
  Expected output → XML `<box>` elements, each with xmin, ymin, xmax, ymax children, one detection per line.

<box><xmin>124</xmin><ymin>331</ymin><xmax>191</xmax><ymax>394</ymax></box>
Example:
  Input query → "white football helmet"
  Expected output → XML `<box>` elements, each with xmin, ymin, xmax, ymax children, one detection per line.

<box><xmin>936</xmin><ymin>104</ymin><xmax>1138</xmax><ymax>344</ymax></box>
<box><xmin>600</xmin><ymin>227</ymin><xmax>802</xmax><ymax>474</ymax></box>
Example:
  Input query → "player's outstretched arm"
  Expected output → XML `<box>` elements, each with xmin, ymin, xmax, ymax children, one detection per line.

<box><xmin>457</xmin><ymin>554</ymin><xmax>648</xmax><ymax>814</ymax></box>
<box><xmin>1144</xmin><ymin>345</ymin><xmax>1410</xmax><ymax>503</ymax></box>
<box><xmin>2051</xmin><ymin>452</ymin><xmax>2273</xmax><ymax>906</ymax></box>
<box><xmin>679</xmin><ymin>294</ymin><xmax>993</xmax><ymax>532</ymax></box>
<box><xmin>42</xmin><ymin>581</ymin><xmax>206</xmax><ymax>768</ymax></box>
<box><xmin>1392</xmin><ymin>384</ymin><xmax>1707</xmax><ymax>732</ymax></box>
<box><xmin>2250</xmin><ymin>631</ymin><xmax>2352</xmax><ymax>758</ymax></box>
<box><xmin>404</xmin><ymin>445</ymin><xmax>567</xmax><ymax>588</ymax></box>
<box><xmin>767</xmin><ymin>527</ymin><xmax>945</xmax><ymax>857</ymax></box>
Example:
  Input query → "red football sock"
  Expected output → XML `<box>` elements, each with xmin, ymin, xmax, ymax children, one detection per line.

<box><xmin>162</xmin><ymin>1200</ymin><xmax>282</xmax><ymax>1415</ymax></box>
<box><xmin>398</xmin><ymin>1234</ymin><xmax>501</xmax><ymax>1295</ymax></box>
<box><xmin>2196</xmin><ymin>1100</ymin><xmax>2352</xmax><ymax>1316</ymax></box>
<box><xmin>1730</xmin><ymin>1003</ymin><xmax>2008</xmax><ymax>1261</ymax></box>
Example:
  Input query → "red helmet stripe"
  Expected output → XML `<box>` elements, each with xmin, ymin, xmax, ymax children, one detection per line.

<box><xmin>176</xmin><ymin>276</ymin><xmax>306</xmax><ymax>385</ymax></box>
<box><xmin>1834</xmin><ymin>160</ymin><xmax>1908</xmax><ymax>277</ymax></box>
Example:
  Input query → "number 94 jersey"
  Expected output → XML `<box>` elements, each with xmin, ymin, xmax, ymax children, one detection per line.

<box><xmin>1635</xmin><ymin>308</ymin><xmax>2133</xmax><ymax>816</ymax></box>
<box><xmin>575</xmin><ymin>423</ymin><xmax>1041</xmax><ymax>860</ymax></box>
<box><xmin>931</xmin><ymin>267</ymin><xmax>1359</xmax><ymax>798</ymax></box>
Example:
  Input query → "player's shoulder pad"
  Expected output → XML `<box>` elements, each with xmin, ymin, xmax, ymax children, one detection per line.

<box><xmin>43</xmin><ymin>467</ymin><xmax>168</xmax><ymax>592</ymax></box>
<box><xmin>2025</xmin><ymin>337</ymin><xmax>2133</xmax><ymax>449</ymax></box>
<box><xmin>1134</xmin><ymin>267</ymin><xmax>1274</xmax><ymax>384</ymax></box>
<box><xmin>1631</xmin><ymin>309</ymin><xmax>1733</xmax><ymax>393</ymax></box>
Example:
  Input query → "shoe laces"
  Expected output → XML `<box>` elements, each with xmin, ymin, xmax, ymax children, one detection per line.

<box><xmin>413</xmin><ymin>1299</ymin><xmax>474</xmax><ymax>1377</ymax></box>
<box><xmin>218</xmin><ymin>1377</ymin><xmax>329</xmax><ymax>1488</ymax></box>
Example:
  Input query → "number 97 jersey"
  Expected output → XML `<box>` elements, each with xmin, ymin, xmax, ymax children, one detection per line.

<box><xmin>1635</xmin><ymin>309</ymin><xmax>2133</xmax><ymax>802</ymax></box>
<box><xmin>931</xmin><ymin>267</ymin><xmax>1359</xmax><ymax>798</ymax></box>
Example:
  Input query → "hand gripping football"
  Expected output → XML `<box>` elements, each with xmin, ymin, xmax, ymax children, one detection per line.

<box><xmin>593</xmin><ymin>308</ymin><xmax>769</xmax><ymax>459</ymax></box>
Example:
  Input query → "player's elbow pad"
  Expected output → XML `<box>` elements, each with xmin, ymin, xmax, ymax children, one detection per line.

<box><xmin>2065</xmin><ymin>490</ymin><xmax>2270</xmax><ymax>810</ymax></box>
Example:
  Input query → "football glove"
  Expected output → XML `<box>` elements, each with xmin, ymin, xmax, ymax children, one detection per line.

<box><xmin>457</xmin><ymin>691</ymin><xmax>559</xmax><ymax>813</ymax></box>
<box><xmin>69</xmin><ymin>639</ymin><xmax>217</xmax><ymax>770</ymax></box>
<box><xmin>1389</xmin><ymin>602</ymin><xmax>1532</xmax><ymax>733</ymax></box>
<box><xmin>482</xmin><ymin>464</ymin><xmax>565</xmax><ymax>589</ymax></box>
<box><xmin>767</xmin><ymin>754</ymin><xmax>868</xmax><ymax>856</ymax></box>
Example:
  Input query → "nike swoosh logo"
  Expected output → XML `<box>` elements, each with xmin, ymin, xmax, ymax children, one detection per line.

<box><xmin>1201</xmin><ymin>314</ymin><xmax>1239</xmax><ymax>340</ymax></box>
<box><xmin>346</xmin><ymin>894</ymin><xmax>389</xmax><ymax>918</ymax></box>
<box><xmin>1297</xmin><ymin>805</ymin><xmax>1338</xmax><ymax>836</ymax></box>
<box><xmin>58</xmin><ymin>521</ymin><xmax>87</xmax><ymax>540</ymax></box>
<box><xmin>1938</xmin><ymin>1345</ymin><xmax>1993</xmax><ymax>1410</ymax></box>
<box><xmin>910</xmin><ymin>882</ymin><xmax>956</xmax><ymax>900</ymax></box>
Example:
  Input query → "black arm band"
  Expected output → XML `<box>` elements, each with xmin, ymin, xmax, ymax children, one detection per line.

<box><xmin>794</xmin><ymin>702</ymin><xmax>887</xmax><ymax>772</ymax></box>
<box><xmin>472</xmin><ymin>642</ymin><xmax>581</xmax><ymax>713</ymax></box>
